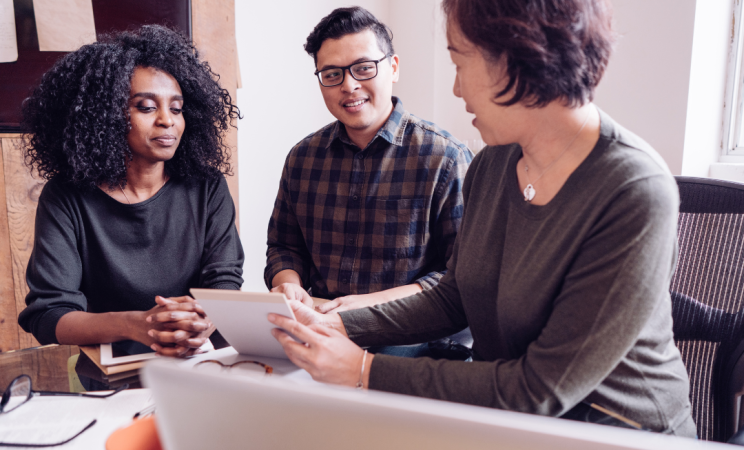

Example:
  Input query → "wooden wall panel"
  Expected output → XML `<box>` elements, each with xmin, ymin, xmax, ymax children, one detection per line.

<box><xmin>0</xmin><ymin>138</ymin><xmax>19</xmax><ymax>352</ymax></box>
<box><xmin>1</xmin><ymin>136</ymin><xmax>42</xmax><ymax>350</ymax></box>
<box><xmin>192</xmin><ymin>0</ymin><xmax>240</xmax><ymax>230</ymax></box>
<box><xmin>0</xmin><ymin>345</ymin><xmax>78</xmax><ymax>392</ymax></box>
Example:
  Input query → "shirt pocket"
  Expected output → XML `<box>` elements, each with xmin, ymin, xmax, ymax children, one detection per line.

<box><xmin>372</xmin><ymin>198</ymin><xmax>426</xmax><ymax>258</ymax></box>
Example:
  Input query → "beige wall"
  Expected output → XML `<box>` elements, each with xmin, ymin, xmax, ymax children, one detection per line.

<box><xmin>593</xmin><ymin>0</ymin><xmax>697</xmax><ymax>175</ymax></box>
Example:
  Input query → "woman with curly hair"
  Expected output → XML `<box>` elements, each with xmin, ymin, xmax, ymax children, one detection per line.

<box><xmin>17</xmin><ymin>25</ymin><xmax>244</xmax><ymax>357</ymax></box>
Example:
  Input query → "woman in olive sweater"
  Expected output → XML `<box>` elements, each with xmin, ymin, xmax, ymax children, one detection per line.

<box><xmin>268</xmin><ymin>0</ymin><xmax>695</xmax><ymax>436</ymax></box>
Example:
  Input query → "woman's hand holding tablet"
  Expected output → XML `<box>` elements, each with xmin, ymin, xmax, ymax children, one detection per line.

<box><xmin>269</xmin><ymin>301</ymin><xmax>371</xmax><ymax>388</ymax></box>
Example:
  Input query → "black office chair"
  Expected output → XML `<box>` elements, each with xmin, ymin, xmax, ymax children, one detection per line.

<box><xmin>670</xmin><ymin>176</ymin><xmax>744</xmax><ymax>442</ymax></box>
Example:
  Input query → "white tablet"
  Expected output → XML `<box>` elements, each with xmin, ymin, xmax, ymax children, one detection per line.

<box><xmin>190</xmin><ymin>289</ymin><xmax>299</xmax><ymax>359</ymax></box>
<box><xmin>100</xmin><ymin>339</ymin><xmax>158</xmax><ymax>365</ymax></box>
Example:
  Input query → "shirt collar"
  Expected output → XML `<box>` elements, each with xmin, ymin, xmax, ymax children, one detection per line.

<box><xmin>326</xmin><ymin>96</ymin><xmax>409</xmax><ymax>151</ymax></box>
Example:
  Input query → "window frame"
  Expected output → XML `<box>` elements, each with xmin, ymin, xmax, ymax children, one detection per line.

<box><xmin>723</xmin><ymin>0</ymin><xmax>744</xmax><ymax>158</ymax></box>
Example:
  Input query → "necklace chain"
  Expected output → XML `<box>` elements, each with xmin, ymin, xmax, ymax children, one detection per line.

<box><xmin>522</xmin><ymin>109</ymin><xmax>592</xmax><ymax>202</ymax></box>
<box><xmin>119</xmin><ymin>177</ymin><xmax>168</xmax><ymax>205</ymax></box>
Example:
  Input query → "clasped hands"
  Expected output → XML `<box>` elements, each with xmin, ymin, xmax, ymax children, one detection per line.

<box><xmin>141</xmin><ymin>295</ymin><xmax>214</xmax><ymax>357</ymax></box>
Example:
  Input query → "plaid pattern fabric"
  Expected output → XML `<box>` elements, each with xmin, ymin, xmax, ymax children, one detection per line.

<box><xmin>265</xmin><ymin>98</ymin><xmax>472</xmax><ymax>299</ymax></box>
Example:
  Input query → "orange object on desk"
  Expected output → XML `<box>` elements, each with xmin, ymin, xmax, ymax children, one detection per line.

<box><xmin>106</xmin><ymin>415</ymin><xmax>162</xmax><ymax>450</ymax></box>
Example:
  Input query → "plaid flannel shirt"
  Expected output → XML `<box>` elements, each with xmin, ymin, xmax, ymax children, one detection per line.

<box><xmin>265</xmin><ymin>97</ymin><xmax>472</xmax><ymax>299</ymax></box>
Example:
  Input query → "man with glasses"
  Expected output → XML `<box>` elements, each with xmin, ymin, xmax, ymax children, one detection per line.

<box><xmin>265</xmin><ymin>7</ymin><xmax>472</xmax><ymax>353</ymax></box>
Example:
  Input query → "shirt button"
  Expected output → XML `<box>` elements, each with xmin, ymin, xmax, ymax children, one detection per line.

<box><xmin>349</xmin><ymin>238</ymin><xmax>355</xmax><ymax>245</ymax></box>
<box><xmin>342</xmin><ymin>278</ymin><xmax>349</xmax><ymax>284</ymax></box>
<box><xmin>357</xmin><ymin>154</ymin><xmax>364</xmax><ymax>159</ymax></box>
<box><xmin>353</xmin><ymin>195</ymin><xmax>358</xmax><ymax>201</ymax></box>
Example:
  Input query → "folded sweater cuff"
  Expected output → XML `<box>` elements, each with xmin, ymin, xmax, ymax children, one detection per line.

<box><xmin>34</xmin><ymin>307</ymin><xmax>77</xmax><ymax>345</ymax></box>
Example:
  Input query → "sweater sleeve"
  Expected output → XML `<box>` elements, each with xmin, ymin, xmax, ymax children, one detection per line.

<box><xmin>346</xmin><ymin>174</ymin><xmax>680</xmax><ymax>416</ymax></box>
<box><xmin>198</xmin><ymin>176</ymin><xmax>244</xmax><ymax>290</ymax></box>
<box><xmin>18</xmin><ymin>186</ymin><xmax>86</xmax><ymax>345</ymax></box>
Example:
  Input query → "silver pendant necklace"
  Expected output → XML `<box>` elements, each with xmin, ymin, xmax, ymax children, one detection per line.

<box><xmin>523</xmin><ymin>110</ymin><xmax>592</xmax><ymax>202</ymax></box>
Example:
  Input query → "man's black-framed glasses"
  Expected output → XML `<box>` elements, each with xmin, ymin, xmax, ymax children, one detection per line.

<box><xmin>315</xmin><ymin>55</ymin><xmax>391</xmax><ymax>87</ymax></box>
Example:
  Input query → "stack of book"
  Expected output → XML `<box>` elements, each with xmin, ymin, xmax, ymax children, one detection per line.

<box><xmin>78</xmin><ymin>345</ymin><xmax>147</xmax><ymax>388</ymax></box>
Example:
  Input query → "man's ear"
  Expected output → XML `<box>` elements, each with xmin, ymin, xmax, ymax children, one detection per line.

<box><xmin>390</xmin><ymin>54</ymin><xmax>400</xmax><ymax>83</ymax></box>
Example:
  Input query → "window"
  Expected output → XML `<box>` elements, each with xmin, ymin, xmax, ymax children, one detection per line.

<box><xmin>723</xmin><ymin>0</ymin><xmax>744</xmax><ymax>157</ymax></box>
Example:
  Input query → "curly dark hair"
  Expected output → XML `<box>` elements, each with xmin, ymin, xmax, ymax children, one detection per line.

<box><xmin>443</xmin><ymin>0</ymin><xmax>615</xmax><ymax>107</ymax></box>
<box><xmin>21</xmin><ymin>25</ymin><xmax>239</xmax><ymax>189</ymax></box>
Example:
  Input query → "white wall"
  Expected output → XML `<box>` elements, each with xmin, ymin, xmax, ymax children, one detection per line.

<box><xmin>235</xmin><ymin>0</ymin><xmax>480</xmax><ymax>290</ymax></box>
<box><xmin>388</xmin><ymin>0</ymin><xmax>705</xmax><ymax>165</ymax></box>
<box><xmin>235</xmin><ymin>0</ymin><xmax>725</xmax><ymax>289</ymax></box>
<box><xmin>593</xmin><ymin>0</ymin><xmax>697</xmax><ymax>175</ymax></box>
<box><xmin>387</xmin><ymin>0</ymin><xmax>480</xmax><ymax>146</ymax></box>
<box><xmin>387</xmin><ymin>0</ymin><xmax>437</xmax><ymax>122</ymax></box>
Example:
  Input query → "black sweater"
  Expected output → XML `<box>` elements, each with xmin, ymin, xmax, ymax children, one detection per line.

<box><xmin>18</xmin><ymin>176</ymin><xmax>244</xmax><ymax>345</ymax></box>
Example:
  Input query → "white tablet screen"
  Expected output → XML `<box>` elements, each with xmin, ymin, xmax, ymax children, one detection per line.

<box><xmin>191</xmin><ymin>289</ymin><xmax>299</xmax><ymax>359</ymax></box>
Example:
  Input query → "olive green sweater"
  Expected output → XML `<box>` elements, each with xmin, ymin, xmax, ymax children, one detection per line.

<box><xmin>340</xmin><ymin>110</ymin><xmax>696</xmax><ymax>436</ymax></box>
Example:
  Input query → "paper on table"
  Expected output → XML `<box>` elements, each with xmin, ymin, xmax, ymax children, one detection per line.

<box><xmin>0</xmin><ymin>0</ymin><xmax>18</xmax><ymax>63</ymax></box>
<box><xmin>32</xmin><ymin>0</ymin><xmax>96</xmax><ymax>52</ymax></box>
<box><xmin>0</xmin><ymin>389</ymin><xmax>151</xmax><ymax>448</ymax></box>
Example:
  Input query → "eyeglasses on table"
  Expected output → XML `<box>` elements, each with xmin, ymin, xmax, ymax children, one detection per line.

<box><xmin>130</xmin><ymin>360</ymin><xmax>274</xmax><ymax>420</ymax></box>
<box><xmin>0</xmin><ymin>374</ymin><xmax>127</xmax><ymax>447</ymax></box>
<box><xmin>193</xmin><ymin>359</ymin><xmax>273</xmax><ymax>379</ymax></box>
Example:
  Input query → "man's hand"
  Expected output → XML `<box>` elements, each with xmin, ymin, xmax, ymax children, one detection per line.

<box><xmin>285</xmin><ymin>299</ymin><xmax>347</xmax><ymax>336</ymax></box>
<box><xmin>316</xmin><ymin>292</ymin><xmax>386</xmax><ymax>313</ymax></box>
<box><xmin>145</xmin><ymin>296</ymin><xmax>213</xmax><ymax>357</ymax></box>
<box><xmin>271</xmin><ymin>283</ymin><xmax>314</xmax><ymax>307</ymax></box>
<box><xmin>269</xmin><ymin>303</ymin><xmax>367</xmax><ymax>387</ymax></box>
<box><xmin>317</xmin><ymin>283</ymin><xmax>423</xmax><ymax>314</ymax></box>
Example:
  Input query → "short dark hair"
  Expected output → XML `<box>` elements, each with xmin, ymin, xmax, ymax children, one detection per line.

<box><xmin>304</xmin><ymin>7</ymin><xmax>394</xmax><ymax>64</ymax></box>
<box><xmin>443</xmin><ymin>0</ymin><xmax>615</xmax><ymax>107</ymax></box>
<box><xmin>21</xmin><ymin>25</ymin><xmax>239</xmax><ymax>190</ymax></box>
